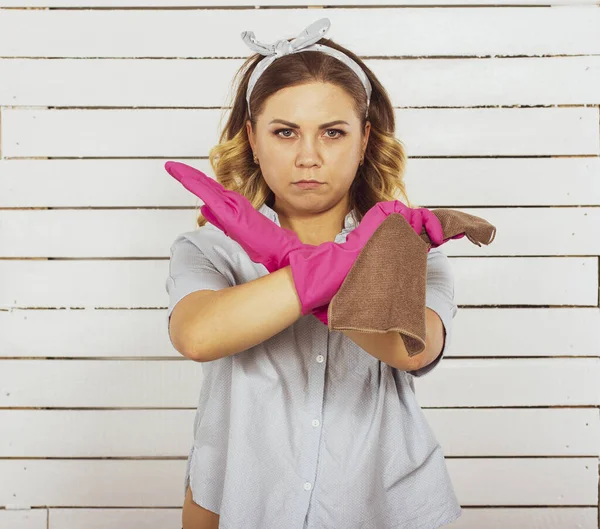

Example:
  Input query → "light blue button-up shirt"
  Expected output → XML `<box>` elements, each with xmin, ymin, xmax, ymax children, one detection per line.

<box><xmin>166</xmin><ymin>203</ymin><xmax>461</xmax><ymax>528</ymax></box>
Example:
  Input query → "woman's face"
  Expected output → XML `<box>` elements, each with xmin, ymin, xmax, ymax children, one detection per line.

<box><xmin>246</xmin><ymin>82</ymin><xmax>370</xmax><ymax>217</ymax></box>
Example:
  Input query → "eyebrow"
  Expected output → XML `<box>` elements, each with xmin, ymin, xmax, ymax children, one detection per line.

<box><xmin>269</xmin><ymin>119</ymin><xmax>350</xmax><ymax>129</ymax></box>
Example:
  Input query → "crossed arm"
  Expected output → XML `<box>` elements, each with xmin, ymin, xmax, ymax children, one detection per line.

<box><xmin>340</xmin><ymin>307</ymin><xmax>445</xmax><ymax>373</ymax></box>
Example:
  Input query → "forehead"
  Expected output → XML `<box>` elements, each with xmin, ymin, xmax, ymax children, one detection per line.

<box><xmin>261</xmin><ymin>83</ymin><xmax>358</xmax><ymax>124</ymax></box>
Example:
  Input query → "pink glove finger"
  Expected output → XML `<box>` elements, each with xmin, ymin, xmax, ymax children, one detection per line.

<box><xmin>442</xmin><ymin>233</ymin><xmax>466</xmax><ymax>244</ymax></box>
<box><xmin>368</xmin><ymin>200</ymin><xmax>412</xmax><ymax>225</ymax></box>
<box><xmin>165</xmin><ymin>161</ymin><xmax>244</xmax><ymax>230</ymax></box>
<box><xmin>200</xmin><ymin>205</ymin><xmax>227</xmax><ymax>234</ymax></box>
<box><xmin>418</xmin><ymin>208</ymin><xmax>444</xmax><ymax>246</ymax></box>
<box><xmin>406</xmin><ymin>208</ymin><xmax>423</xmax><ymax>235</ymax></box>
<box><xmin>165</xmin><ymin>161</ymin><xmax>228</xmax><ymax>207</ymax></box>
<box><xmin>166</xmin><ymin>162</ymin><xmax>229</xmax><ymax>222</ymax></box>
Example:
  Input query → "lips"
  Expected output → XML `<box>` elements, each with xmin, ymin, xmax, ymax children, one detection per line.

<box><xmin>294</xmin><ymin>181</ymin><xmax>324</xmax><ymax>189</ymax></box>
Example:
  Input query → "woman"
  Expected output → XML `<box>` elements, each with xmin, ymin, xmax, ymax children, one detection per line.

<box><xmin>169</xmin><ymin>18</ymin><xmax>463</xmax><ymax>529</ymax></box>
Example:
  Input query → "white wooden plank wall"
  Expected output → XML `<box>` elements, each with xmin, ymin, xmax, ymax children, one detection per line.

<box><xmin>0</xmin><ymin>2</ymin><xmax>599</xmax><ymax>528</ymax></box>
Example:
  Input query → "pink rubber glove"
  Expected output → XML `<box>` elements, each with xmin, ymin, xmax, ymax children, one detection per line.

<box><xmin>288</xmin><ymin>204</ymin><xmax>444</xmax><ymax>316</ymax></box>
<box><xmin>164</xmin><ymin>161</ymin><xmax>316</xmax><ymax>272</ymax></box>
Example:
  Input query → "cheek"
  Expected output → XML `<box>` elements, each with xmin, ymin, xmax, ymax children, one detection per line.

<box><xmin>337</xmin><ymin>173</ymin><xmax>359</xmax><ymax>191</ymax></box>
<box><xmin>330</xmin><ymin>155</ymin><xmax>361</xmax><ymax>180</ymax></box>
<box><xmin>262</xmin><ymin>146</ymin><xmax>293</xmax><ymax>165</ymax></box>
<box><xmin>259</xmin><ymin>172</ymin><xmax>286</xmax><ymax>193</ymax></box>
<box><xmin>328</xmin><ymin>146</ymin><xmax>360</xmax><ymax>164</ymax></box>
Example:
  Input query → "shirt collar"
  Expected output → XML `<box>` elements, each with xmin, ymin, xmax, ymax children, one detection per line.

<box><xmin>257</xmin><ymin>202</ymin><xmax>358</xmax><ymax>234</ymax></box>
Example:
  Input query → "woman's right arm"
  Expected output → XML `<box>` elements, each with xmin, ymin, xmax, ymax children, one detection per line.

<box><xmin>173</xmin><ymin>266</ymin><xmax>304</xmax><ymax>362</ymax></box>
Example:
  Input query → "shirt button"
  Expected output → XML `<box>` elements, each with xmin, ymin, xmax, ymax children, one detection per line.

<box><xmin>312</xmin><ymin>419</ymin><xmax>320</xmax><ymax>427</ymax></box>
<box><xmin>304</xmin><ymin>482</ymin><xmax>312</xmax><ymax>491</ymax></box>
<box><xmin>316</xmin><ymin>355</ymin><xmax>324</xmax><ymax>363</ymax></box>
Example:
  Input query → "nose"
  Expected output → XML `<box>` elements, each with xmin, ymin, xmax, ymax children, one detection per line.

<box><xmin>295</xmin><ymin>138</ymin><xmax>322</xmax><ymax>168</ymax></box>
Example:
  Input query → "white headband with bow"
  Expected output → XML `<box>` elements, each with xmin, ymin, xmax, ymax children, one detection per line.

<box><xmin>241</xmin><ymin>18</ymin><xmax>372</xmax><ymax>119</ymax></box>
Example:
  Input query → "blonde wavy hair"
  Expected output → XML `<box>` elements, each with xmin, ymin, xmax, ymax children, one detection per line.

<box><xmin>196</xmin><ymin>34</ymin><xmax>416</xmax><ymax>228</ymax></box>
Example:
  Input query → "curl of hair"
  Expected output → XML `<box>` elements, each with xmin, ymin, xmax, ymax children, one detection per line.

<box><xmin>197</xmin><ymin>35</ymin><xmax>417</xmax><ymax>228</ymax></box>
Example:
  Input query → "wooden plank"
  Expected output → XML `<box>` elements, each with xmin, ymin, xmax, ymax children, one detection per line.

<box><xmin>2</xmin><ymin>56</ymin><xmax>600</xmax><ymax>107</ymax></box>
<box><xmin>0</xmin><ymin>459</ymin><xmax>189</xmax><ymax>507</ymax></box>
<box><xmin>3</xmin><ymin>107</ymin><xmax>598</xmax><ymax>157</ymax></box>
<box><xmin>0</xmin><ymin>506</ymin><xmax>594</xmax><ymax>529</ymax></box>
<box><xmin>0</xmin><ymin>358</ymin><xmax>597</xmax><ymax>408</ymax></box>
<box><xmin>411</xmin><ymin>358</ymin><xmax>600</xmax><ymax>407</ymax></box>
<box><xmin>1</xmin><ymin>0</ymin><xmax>598</xmax><ymax>6</ymax></box>
<box><xmin>0</xmin><ymin>258</ymin><xmax>595</xmax><ymax>309</ymax></box>
<box><xmin>0</xmin><ymin>458</ymin><xmax>595</xmax><ymax>507</ymax></box>
<box><xmin>1</xmin><ymin>408</ymin><xmax>597</xmax><ymax>457</ymax></box>
<box><xmin>0</xmin><ymin>410</ymin><xmax>196</xmax><ymax>456</ymax></box>
<box><xmin>404</xmin><ymin>157</ymin><xmax>600</xmax><ymax>207</ymax></box>
<box><xmin>452</xmin><ymin>257</ymin><xmax>597</xmax><ymax>306</ymax></box>
<box><xmin>49</xmin><ymin>509</ymin><xmax>182</xmax><ymax>529</ymax></box>
<box><xmin>9</xmin><ymin>507</ymin><xmax>596</xmax><ymax>529</ymax></box>
<box><xmin>1</xmin><ymin>308</ymin><xmax>598</xmax><ymax>359</ymax></box>
<box><xmin>0</xmin><ymin>359</ymin><xmax>204</xmax><ymax>407</ymax></box>
<box><xmin>0</xmin><ymin>260</ymin><xmax>173</xmax><ymax>308</ymax></box>
<box><xmin>445</xmin><ymin>458</ymin><xmax>598</xmax><ymax>506</ymax></box>
<box><xmin>0</xmin><ymin>510</ymin><xmax>46</xmax><ymax>529</ymax></box>
<box><xmin>0</xmin><ymin>8</ymin><xmax>599</xmax><ymax>57</ymax></box>
<box><xmin>0</xmin><ymin>309</ymin><xmax>183</xmax><ymax>358</ymax></box>
<box><xmin>1</xmin><ymin>158</ymin><xmax>599</xmax><ymax>208</ymax></box>
<box><xmin>1</xmin><ymin>207</ymin><xmax>599</xmax><ymax>257</ymax></box>
<box><xmin>448</xmin><ymin>308</ymin><xmax>600</xmax><ymax>358</ymax></box>
<box><xmin>450</xmin><ymin>508</ymin><xmax>598</xmax><ymax>529</ymax></box>
<box><xmin>426</xmin><ymin>408</ymin><xmax>600</xmax><ymax>457</ymax></box>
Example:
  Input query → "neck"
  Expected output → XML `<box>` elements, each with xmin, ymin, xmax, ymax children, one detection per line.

<box><xmin>274</xmin><ymin>199</ymin><xmax>352</xmax><ymax>246</ymax></box>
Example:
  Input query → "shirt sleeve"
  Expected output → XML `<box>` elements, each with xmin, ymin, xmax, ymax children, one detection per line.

<box><xmin>406</xmin><ymin>247</ymin><xmax>458</xmax><ymax>378</ymax></box>
<box><xmin>165</xmin><ymin>233</ymin><xmax>233</xmax><ymax>325</ymax></box>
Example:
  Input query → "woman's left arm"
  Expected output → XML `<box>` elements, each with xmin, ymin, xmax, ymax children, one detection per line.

<box><xmin>341</xmin><ymin>306</ymin><xmax>445</xmax><ymax>372</ymax></box>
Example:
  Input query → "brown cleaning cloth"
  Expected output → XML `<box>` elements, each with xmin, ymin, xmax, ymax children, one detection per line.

<box><xmin>327</xmin><ymin>208</ymin><xmax>497</xmax><ymax>357</ymax></box>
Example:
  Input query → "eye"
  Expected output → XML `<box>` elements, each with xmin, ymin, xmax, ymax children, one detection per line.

<box><xmin>273</xmin><ymin>128</ymin><xmax>347</xmax><ymax>139</ymax></box>
<box><xmin>326</xmin><ymin>129</ymin><xmax>346</xmax><ymax>139</ymax></box>
<box><xmin>274</xmin><ymin>128</ymin><xmax>294</xmax><ymax>138</ymax></box>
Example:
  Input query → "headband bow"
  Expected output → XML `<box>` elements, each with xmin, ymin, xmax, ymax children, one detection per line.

<box><xmin>241</xmin><ymin>18</ymin><xmax>330</xmax><ymax>58</ymax></box>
